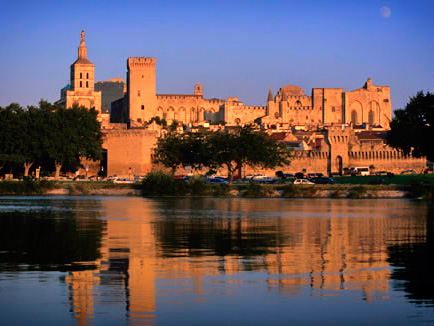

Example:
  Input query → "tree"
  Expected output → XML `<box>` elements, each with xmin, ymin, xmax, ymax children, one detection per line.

<box><xmin>153</xmin><ymin>125</ymin><xmax>291</xmax><ymax>183</ymax></box>
<box><xmin>42</xmin><ymin>103</ymin><xmax>103</xmax><ymax>179</ymax></box>
<box><xmin>386</xmin><ymin>91</ymin><xmax>434</xmax><ymax>161</ymax></box>
<box><xmin>0</xmin><ymin>103</ymin><xmax>41</xmax><ymax>176</ymax></box>
<box><xmin>153</xmin><ymin>130</ymin><xmax>210</xmax><ymax>172</ymax></box>
<box><xmin>208</xmin><ymin>125</ymin><xmax>291</xmax><ymax>184</ymax></box>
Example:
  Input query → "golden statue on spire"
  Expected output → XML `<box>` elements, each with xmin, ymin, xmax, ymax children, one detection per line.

<box><xmin>81</xmin><ymin>30</ymin><xmax>85</xmax><ymax>43</ymax></box>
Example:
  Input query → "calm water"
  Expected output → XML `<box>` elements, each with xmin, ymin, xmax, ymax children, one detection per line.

<box><xmin>0</xmin><ymin>197</ymin><xmax>434</xmax><ymax>326</ymax></box>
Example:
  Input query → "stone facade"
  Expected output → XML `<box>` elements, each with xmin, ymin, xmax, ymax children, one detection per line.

<box><xmin>110</xmin><ymin>57</ymin><xmax>225</xmax><ymax>127</ymax></box>
<box><xmin>103</xmin><ymin>129</ymin><xmax>158</xmax><ymax>177</ymax></box>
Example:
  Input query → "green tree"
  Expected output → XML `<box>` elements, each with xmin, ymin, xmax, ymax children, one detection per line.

<box><xmin>0</xmin><ymin>103</ymin><xmax>41</xmax><ymax>176</ymax></box>
<box><xmin>42</xmin><ymin>103</ymin><xmax>103</xmax><ymax>179</ymax></box>
<box><xmin>153</xmin><ymin>130</ymin><xmax>210</xmax><ymax>172</ymax></box>
<box><xmin>208</xmin><ymin>125</ymin><xmax>291</xmax><ymax>183</ymax></box>
<box><xmin>386</xmin><ymin>91</ymin><xmax>434</xmax><ymax>161</ymax></box>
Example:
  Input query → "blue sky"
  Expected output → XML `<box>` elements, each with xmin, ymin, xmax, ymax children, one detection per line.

<box><xmin>0</xmin><ymin>0</ymin><xmax>433</xmax><ymax>112</ymax></box>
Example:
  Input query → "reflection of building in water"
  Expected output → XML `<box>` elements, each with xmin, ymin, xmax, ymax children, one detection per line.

<box><xmin>65</xmin><ymin>270</ymin><xmax>100</xmax><ymax>326</ymax></box>
<box><xmin>65</xmin><ymin>198</ymin><xmax>429</xmax><ymax>324</ymax></box>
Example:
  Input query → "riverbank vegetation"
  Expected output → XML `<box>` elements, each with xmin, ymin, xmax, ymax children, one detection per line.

<box><xmin>2</xmin><ymin>172</ymin><xmax>434</xmax><ymax>199</ymax></box>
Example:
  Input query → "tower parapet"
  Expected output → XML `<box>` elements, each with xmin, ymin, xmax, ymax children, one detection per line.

<box><xmin>127</xmin><ymin>57</ymin><xmax>156</xmax><ymax>68</ymax></box>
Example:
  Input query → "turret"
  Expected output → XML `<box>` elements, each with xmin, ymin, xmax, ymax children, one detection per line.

<box><xmin>194</xmin><ymin>82</ymin><xmax>203</xmax><ymax>96</ymax></box>
<box><xmin>267</xmin><ymin>88</ymin><xmax>273</xmax><ymax>102</ymax></box>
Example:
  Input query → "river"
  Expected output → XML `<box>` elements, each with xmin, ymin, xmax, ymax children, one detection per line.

<box><xmin>0</xmin><ymin>196</ymin><xmax>433</xmax><ymax>325</ymax></box>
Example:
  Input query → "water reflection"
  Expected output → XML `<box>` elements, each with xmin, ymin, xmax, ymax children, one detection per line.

<box><xmin>0</xmin><ymin>197</ymin><xmax>433</xmax><ymax>325</ymax></box>
<box><xmin>387</xmin><ymin>203</ymin><xmax>434</xmax><ymax>308</ymax></box>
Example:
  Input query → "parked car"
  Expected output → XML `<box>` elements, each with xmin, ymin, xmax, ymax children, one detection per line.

<box><xmin>73</xmin><ymin>175</ymin><xmax>87</xmax><ymax>181</ymax></box>
<box><xmin>311</xmin><ymin>177</ymin><xmax>337</xmax><ymax>184</ymax></box>
<box><xmin>252</xmin><ymin>175</ymin><xmax>267</xmax><ymax>180</ymax></box>
<box><xmin>400</xmin><ymin>170</ymin><xmax>416</xmax><ymax>175</ymax></box>
<box><xmin>107</xmin><ymin>175</ymin><xmax>118</xmax><ymax>182</ymax></box>
<box><xmin>308</xmin><ymin>173</ymin><xmax>323</xmax><ymax>178</ymax></box>
<box><xmin>350</xmin><ymin>167</ymin><xmax>369</xmax><ymax>176</ymax></box>
<box><xmin>375</xmin><ymin>171</ymin><xmax>389</xmax><ymax>176</ymax></box>
<box><xmin>113</xmin><ymin>177</ymin><xmax>135</xmax><ymax>184</ymax></box>
<box><xmin>254</xmin><ymin>177</ymin><xmax>276</xmax><ymax>184</ymax></box>
<box><xmin>206</xmin><ymin>177</ymin><xmax>228</xmax><ymax>184</ymax></box>
<box><xmin>293</xmin><ymin>179</ymin><xmax>315</xmax><ymax>185</ymax></box>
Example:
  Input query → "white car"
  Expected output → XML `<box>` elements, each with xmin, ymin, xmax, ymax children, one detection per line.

<box><xmin>293</xmin><ymin>179</ymin><xmax>315</xmax><ymax>185</ymax></box>
<box><xmin>252</xmin><ymin>175</ymin><xmax>267</xmax><ymax>180</ymax></box>
<box><xmin>113</xmin><ymin>177</ymin><xmax>135</xmax><ymax>184</ymax></box>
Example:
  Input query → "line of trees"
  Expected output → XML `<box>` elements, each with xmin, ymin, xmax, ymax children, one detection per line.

<box><xmin>387</xmin><ymin>90</ymin><xmax>434</xmax><ymax>162</ymax></box>
<box><xmin>0</xmin><ymin>101</ymin><xmax>103</xmax><ymax>179</ymax></box>
<box><xmin>153</xmin><ymin>125</ymin><xmax>292</xmax><ymax>183</ymax></box>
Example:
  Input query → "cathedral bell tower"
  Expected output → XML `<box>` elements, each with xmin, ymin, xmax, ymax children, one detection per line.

<box><xmin>65</xmin><ymin>30</ymin><xmax>101</xmax><ymax>114</ymax></box>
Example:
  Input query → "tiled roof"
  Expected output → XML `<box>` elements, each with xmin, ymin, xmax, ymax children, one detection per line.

<box><xmin>73</xmin><ymin>58</ymin><xmax>93</xmax><ymax>65</ymax></box>
<box><xmin>269</xmin><ymin>132</ymin><xmax>287</xmax><ymax>140</ymax></box>
<box><xmin>357</xmin><ymin>131</ymin><xmax>387</xmax><ymax>141</ymax></box>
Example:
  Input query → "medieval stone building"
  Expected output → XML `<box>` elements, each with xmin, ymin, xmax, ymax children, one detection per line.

<box><xmin>57</xmin><ymin>31</ymin><xmax>102</xmax><ymax>114</ymax></box>
<box><xmin>57</xmin><ymin>31</ymin><xmax>425</xmax><ymax>177</ymax></box>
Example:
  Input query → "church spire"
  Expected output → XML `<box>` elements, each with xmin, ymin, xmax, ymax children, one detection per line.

<box><xmin>78</xmin><ymin>30</ymin><xmax>87</xmax><ymax>59</ymax></box>
<box><xmin>267</xmin><ymin>88</ymin><xmax>273</xmax><ymax>102</ymax></box>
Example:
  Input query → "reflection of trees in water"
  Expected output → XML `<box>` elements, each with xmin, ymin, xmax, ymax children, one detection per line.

<box><xmin>0</xmin><ymin>201</ymin><xmax>103</xmax><ymax>271</ymax></box>
<box><xmin>153</xmin><ymin>199</ymin><xmax>294</xmax><ymax>262</ymax></box>
<box><xmin>387</xmin><ymin>204</ymin><xmax>434</xmax><ymax>307</ymax></box>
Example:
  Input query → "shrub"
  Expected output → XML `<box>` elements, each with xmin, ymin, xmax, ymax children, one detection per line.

<box><xmin>141</xmin><ymin>171</ymin><xmax>188</xmax><ymax>196</ymax></box>
<box><xmin>347</xmin><ymin>186</ymin><xmax>367</xmax><ymax>199</ymax></box>
<box><xmin>302</xmin><ymin>186</ymin><xmax>319</xmax><ymax>198</ymax></box>
<box><xmin>188</xmin><ymin>176</ymin><xmax>209</xmax><ymax>196</ymax></box>
<box><xmin>0</xmin><ymin>179</ymin><xmax>56</xmax><ymax>195</ymax></box>
<box><xmin>281</xmin><ymin>184</ymin><xmax>302</xmax><ymax>198</ymax></box>
<box><xmin>330</xmin><ymin>187</ymin><xmax>346</xmax><ymax>198</ymax></box>
<box><xmin>212</xmin><ymin>183</ymin><xmax>230</xmax><ymax>197</ymax></box>
<box><xmin>406</xmin><ymin>184</ymin><xmax>434</xmax><ymax>200</ymax></box>
<box><xmin>243</xmin><ymin>182</ymin><xmax>265</xmax><ymax>198</ymax></box>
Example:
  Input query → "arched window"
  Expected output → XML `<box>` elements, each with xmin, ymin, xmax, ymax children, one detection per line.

<box><xmin>80</xmin><ymin>73</ymin><xmax>82</xmax><ymax>79</ymax></box>
<box><xmin>296</xmin><ymin>100</ymin><xmax>302</xmax><ymax>106</ymax></box>
<box><xmin>86</xmin><ymin>73</ymin><xmax>89</xmax><ymax>79</ymax></box>
<box><xmin>368</xmin><ymin>110</ymin><xmax>375</xmax><ymax>125</ymax></box>
<box><xmin>86</xmin><ymin>81</ymin><xmax>88</xmax><ymax>88</ymax></box>
<box><xmin>80</xmin><ymin>81</ymin><xmax>82</xmax><ymax>87</ymax></box>
<box><xmin>235</xmin><ymin>118</ymin><xmax>241</xmax><ymax>125</ymax></box>
<box><xmin>351</xmin><ymin>110</ymin><xmax>358</xmax><ymax>125</ymax></box>
<box><xmin>141</xmin><ymin>105</ymin><xmax>144</xmax><ymax>110</ymax></box>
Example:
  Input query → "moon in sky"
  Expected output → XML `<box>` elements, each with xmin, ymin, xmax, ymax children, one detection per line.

<box><xmin>380</xmin><ymin>6</ymin><xmax>391</xmax><ymax>18</ymax></box>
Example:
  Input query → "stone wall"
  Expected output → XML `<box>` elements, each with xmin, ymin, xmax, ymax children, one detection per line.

<box><xmin>103</xmin><ymin>129</ymin><xmax>158</xmax><ymax>177</ymax></box>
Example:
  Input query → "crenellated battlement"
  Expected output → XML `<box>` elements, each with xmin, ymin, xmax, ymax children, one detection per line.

<box><xmin>244</xmin><ymin>105</ymin><xmax>266</xmax><ymax>111</ymax></box>
<box><xmin>128</xmin><ymin>57</ymin><xmax>156</xmax><ymax>68</ymax></box>
<box><xmin>286</xmin><ymin>95</ymin><xmax>311</xmax><ymax>100</ymax></box>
